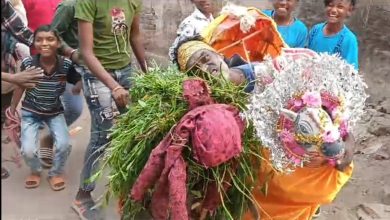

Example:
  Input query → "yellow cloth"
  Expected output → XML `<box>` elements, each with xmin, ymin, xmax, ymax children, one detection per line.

<box><xmin>244</xmin><ymin>151</ymin><xmax>353</xmax><ymax>220</ymax></box>
<box><xmin>177</xmin><ymin>40</ymin><xmax>216</xmax><ymax>71</ymax></box>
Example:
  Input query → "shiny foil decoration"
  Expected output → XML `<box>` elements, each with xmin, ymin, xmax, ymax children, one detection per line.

<box><xmin>245</xmin><ymin>52</ymin><xmax>368</xmax><ymax>173</ymax></box>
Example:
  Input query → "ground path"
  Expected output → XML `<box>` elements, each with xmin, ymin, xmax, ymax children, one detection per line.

<box><xmin>2</xmin><ymin>100</ymin><xmax>389</xmax><ymax>220</ymax></box>
<box><xmin>1</xmin><ymin>100</ymin><xmax>120</xmax><ymax>220</ymax></box>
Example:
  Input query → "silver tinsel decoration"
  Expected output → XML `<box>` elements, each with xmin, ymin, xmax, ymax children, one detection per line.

<box><xmin>245</xmin><ymin>51</ymin><xmax>368</xmax><ymax>173</ymax></box>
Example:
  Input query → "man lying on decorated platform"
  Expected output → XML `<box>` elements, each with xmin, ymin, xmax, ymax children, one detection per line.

<box><xmin>100</xmin><ymin>4</ymin><xmax>367</xmax><ymax>220</ymax></box>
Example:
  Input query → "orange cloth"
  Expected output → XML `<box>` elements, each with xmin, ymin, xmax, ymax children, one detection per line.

<box><xmin>202</xmin><ymin>7</ymin><xmax>286</xmax><ymax>63</ymax></box>
<box><xmin>244</xmin><ymin>151</ymin><xmax>353</xmax><ymax>220</ymax></box>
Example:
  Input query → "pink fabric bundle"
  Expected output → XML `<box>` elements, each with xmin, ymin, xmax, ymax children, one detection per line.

<box><xmin>130</xmin><ymin>79</ymin><xmax>245</xmax><ymax>220</ymax></box>
<box><xmin>4</xmin><ymin>107</ymin><xmax>21</xmax><ymax>148</ymax></box>
<box><xmin>3</xmin><ymin>107</ymin><xmax>22</xmax><ymax>168</ymax></box>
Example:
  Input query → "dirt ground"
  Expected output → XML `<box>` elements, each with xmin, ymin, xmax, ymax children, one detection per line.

<box><xmin>2</xmin><ymin>2</ymin><xmax>390</xmax><ymax>219</ymax></box>
<box><xmin>1</xmin><ymin>101</ymin><xmax>121</xmax><ymax>220</ymax></box>
<box><xmin>318</xmin><ymin>137</ymin><xmax>390</xmax><ymax>220</ymax></box>
<box><xmin>1</xmin><ymin>79</ymin><xmax>390</xmax><ymax>219</ymax></box>
<box><xmin>1</xmin><ymin>102</ymin><xmax>389</xmax><ymax>220</ymax></box>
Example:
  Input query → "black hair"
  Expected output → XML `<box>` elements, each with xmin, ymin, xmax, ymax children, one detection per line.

<box><xmin>33</xmin><ymin>25</ymin><xmax>61</xmax><ymax>42</ymax></box>
<box><xmin>171</xmin><ymin>34</ymin><xmax>205</xmax><ymax>68</ymax></box>
<box><xmin>324</xmin><ymin>0</ymin><xmax>356</xmax><ymax>7</ymax></box>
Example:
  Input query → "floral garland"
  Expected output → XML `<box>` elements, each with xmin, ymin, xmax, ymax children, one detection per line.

<box><xmin>245</xmin><ymin>49</ymin><xmax>368</xmax><ymax>172</ymax></box>
<box><xmin>277</xmin><ymin>91</ymin><xmax>349</xmax><ymax>167</ymax></box>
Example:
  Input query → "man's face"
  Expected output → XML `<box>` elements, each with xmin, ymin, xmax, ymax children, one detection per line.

<box><xmin>325</xmin><ymin>0</ymin><xmax>353</xmax><ymax>24</ymax></box>
<box><xmin>272</xmin><ymin>0</ymin><xmax>298</xmax><ymax>18</ymax></box>
<box><xmin>191</xmin><ymin>0</ymin><xmax>213</xmax><ymax>15</ymax></box>
<box><xmin>186</xmin><ymin>49</ymin><xmax>230</xmax><ymax>77</ymax></box>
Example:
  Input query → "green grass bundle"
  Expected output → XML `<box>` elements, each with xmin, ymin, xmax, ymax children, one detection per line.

<box><xmin>99</xmin><ymin>65</ymin><xmax>264</xmax><ymax>219</ymax></box>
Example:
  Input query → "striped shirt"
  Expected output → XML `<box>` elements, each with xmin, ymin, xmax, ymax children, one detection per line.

<box><xmin>1</xmin><ymin>0</ymin><xmax>33</xmax><ymax>47</ymax></box>
<box><xmin>20</xmin><ymin>55</ymin><xmax>73</xmax><ymax>116</ymax></box>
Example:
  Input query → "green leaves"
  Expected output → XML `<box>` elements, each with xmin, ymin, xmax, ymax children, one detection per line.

<box><xmin>137</xmin><ymin>100</ymin><xmax>147</xmax><ymax>108</ymax></box>
<box><xmin>101</xmin><ymin>65</ymin><xmax>264</xmax><ymax>219</ymax></box>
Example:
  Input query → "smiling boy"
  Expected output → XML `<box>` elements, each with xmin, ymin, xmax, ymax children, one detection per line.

<box><xmin>9</xmin><ymin>25</ymin><xmax>76</xmax><ymax>191</ymax></box>
<box><xmin>263</xmin><ymin>0</ymin><xmax>308</xmax><ymax>48</ymax></box>
<box><xmin>169</xmin><ymin>0</ymin><xmax>214</xmax><ymax>61</ymax></box>
<box><xmin>308</xmin><ymin>0</ymin><xmax>358</xmax><ymax>70</ymax></box>
<box><xmin>176</xmin><ymin>0</ymin><xmax>214</xmax><ymax>37</ymax></box>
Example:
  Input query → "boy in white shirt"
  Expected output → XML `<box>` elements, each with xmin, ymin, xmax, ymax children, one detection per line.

<box><xmin>169</xmin><ymin>0</ymin><xmax>214</xmax><ymax>61</ymax></box>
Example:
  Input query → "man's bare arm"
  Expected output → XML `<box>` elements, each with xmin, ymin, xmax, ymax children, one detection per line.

<box><xmin>336</xmin><ymin>133</ymin><xmax>355</xmax><ymax>171</ymax></box>
<box><xmin>78</xmin><ymin>20</ymin><xmax>129</xmax><ymax>107</ymax></box>
<box><xmin>129</xmin><ymin>15</ymin><xmax>147</xmax><ymax>73</ymax></box>
<box><xmin>1</xmin><ymin>68</ymin><xmax>43</xmax><ymax>88</ymax></box>
<box><xmin>10</xmin><ymin>86</ymin><xmax>25</xmax><ymax>114</ymax></box>
<box><xmin>77</xmin><ymin>20</ymin><xmax>120</xmax><ymax>90</ymax></box>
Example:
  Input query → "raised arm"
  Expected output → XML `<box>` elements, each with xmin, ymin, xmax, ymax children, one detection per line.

<box><xmin>1</xmin><ymin>0</ymin><xmax>33</xmax><ymax>46</ymax></box>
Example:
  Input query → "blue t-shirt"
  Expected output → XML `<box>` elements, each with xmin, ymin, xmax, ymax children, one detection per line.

<box><xmin>308</xmin><ymin>22</ymin><xmax>359</xmax><ymax>70</ymax></box>
<box><xmin>263</xmin><ymin>10</ymin><xmax>308</xmax><ymax>48</ymax></box>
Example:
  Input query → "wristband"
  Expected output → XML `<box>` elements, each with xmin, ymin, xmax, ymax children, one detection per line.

<box><xmin>112</xmin><ymin>85</ymin><xmax>123</xmax><ymax>93</ymax></box>
<box><xmin>70</xmin><ymin>49</ymin><xmax>77</xmax><ymax>60</ymax></box>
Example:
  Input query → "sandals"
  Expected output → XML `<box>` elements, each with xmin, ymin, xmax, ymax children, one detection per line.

<box><xmin>72</xmin><ymin>199</ymin><xmax>102</xmax><ymax>220</ymax></box>
<box><xmin>25</xmin><ymin>174</ymin><xmax>41</xmax><ymax>188</ymax></box>
<box><xmin>24</xmin><ymin>174</ymin><xmax>65</xmax><ymax>191</ymax></box>
<box><xmin>47</xmin><ymin>175</ymin><xmax>66</xmax><ymax>191</ymax></box>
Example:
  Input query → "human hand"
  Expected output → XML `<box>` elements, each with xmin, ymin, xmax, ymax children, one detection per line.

<box><xmin>335</xmin><ymin>135</ymin><xmax>355</xmax><ymax>171</ymax></box>
<box><xmin>72</xmin><ymin>81</ymin><xmax>83</xmax><ymax>95</ymax></box>
<box><xmin>70</xmin><ymin>50</ymin><xmax>81</xmax><ymax>65</ymax></box>
<box><xmin>12</xmin><ymin>67</ymin><xmax>44</xmax><ymax>88</ymax></box>
<box><xmin>139</xmin><ymin>60</ymin><xmax>149</xmax><ymax>74</ymax></box>
<box><xmin>112</xmin><ymin>85</ymin><xmax>129</xmax><ymax>108</ymax></box>
<box><xmin>304</xmin><ymin>152</ymin><xmax>327</xmax><ymax>168</ymax></box>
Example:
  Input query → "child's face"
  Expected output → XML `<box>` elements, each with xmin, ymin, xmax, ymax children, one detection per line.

<box><xmin>191</xmin><ymin>0</ymin><xmax>213</xmax><ymax>15</ymax></box>
<box><xmin>325</xmin><ymin>0</ymin><xmax>353</xmax><ymax>24</ymax></box>
<box><xmin>34</xmin><ymin>31</ymin><xmax>60</xmax><ymax>58</ymax></box>
<box><xmin>272</xmin><ymin>0</ymin><xmax>299</xmax><ymax>18</ymax></box>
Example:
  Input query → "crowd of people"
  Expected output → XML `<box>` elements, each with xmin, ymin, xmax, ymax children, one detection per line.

<box><xmin>1</xmin><ymin>0</ymin><xmax>359</xmax><ymax>220</ymax></box>
<box><xmin>1</xmin><ymin>0</ymin><xmax>145</xmax><ymax>219</ymax></box>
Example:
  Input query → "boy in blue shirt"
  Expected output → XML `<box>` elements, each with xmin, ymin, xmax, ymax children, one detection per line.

<box><xmin>263</xmin><ymin>0</ymin><xmax>308</xmax><ymax>48</ymax></box>
<box><xmin>308</xmin><ymin>2</ymin><xmax>358</xmax><ymax>217</ymax></box>
<box><xmin>308</xmin><ymin>0</ymin><xmax>358</xmax><ymax>70</ymax></box>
